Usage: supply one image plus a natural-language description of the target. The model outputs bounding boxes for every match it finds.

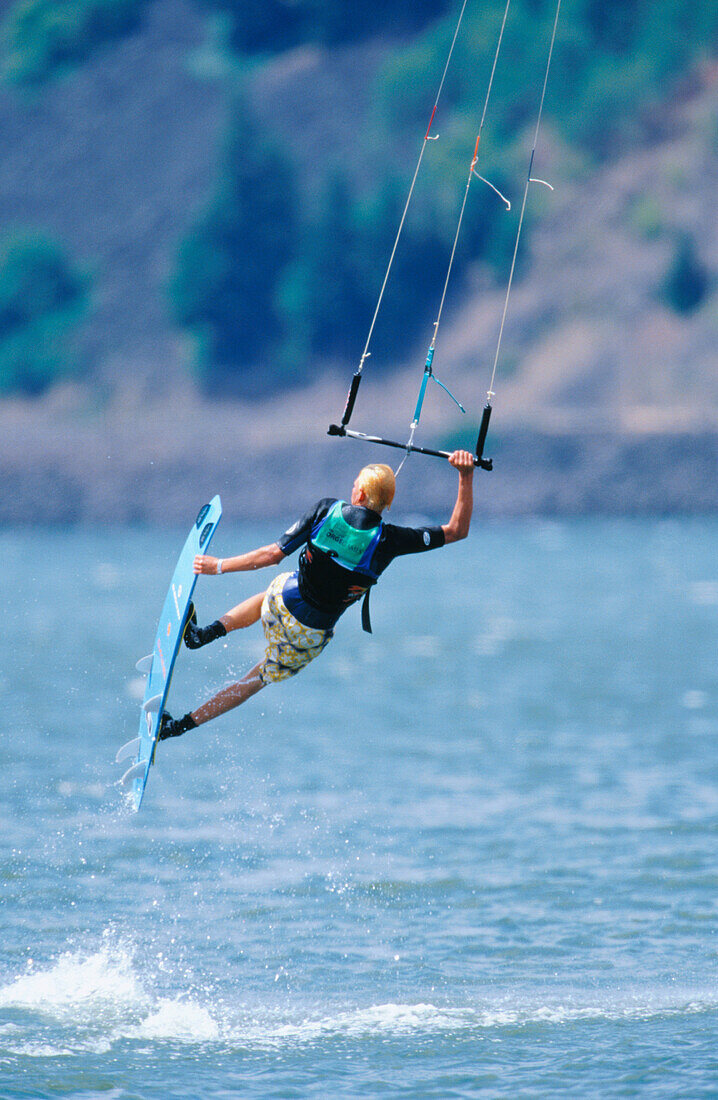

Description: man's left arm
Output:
[441,450,475,544]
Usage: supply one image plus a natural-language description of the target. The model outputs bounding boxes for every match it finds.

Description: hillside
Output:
[0,0,716,520]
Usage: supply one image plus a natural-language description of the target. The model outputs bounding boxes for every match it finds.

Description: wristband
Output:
[216,559,224,575]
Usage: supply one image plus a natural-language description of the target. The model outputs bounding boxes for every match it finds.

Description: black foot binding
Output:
[183,606,227,650]
[158,710,198,741]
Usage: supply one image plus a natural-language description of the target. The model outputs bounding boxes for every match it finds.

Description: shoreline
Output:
[3,390,717,524]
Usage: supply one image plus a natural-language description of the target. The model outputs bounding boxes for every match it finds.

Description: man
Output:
[159,449,475,741]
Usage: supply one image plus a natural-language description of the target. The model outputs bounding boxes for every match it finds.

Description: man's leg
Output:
[163,593,271,739]
[191,662,266,726]
[219,591,264,633]
[185,591,265,649]
[160,662,266,740]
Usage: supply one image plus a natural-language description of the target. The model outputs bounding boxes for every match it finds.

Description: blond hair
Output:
[356,463,396,511]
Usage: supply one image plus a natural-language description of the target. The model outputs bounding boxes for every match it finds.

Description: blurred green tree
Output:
[169,97,298,394]
[195,0,301,53]
[195,0,450,54]
[1,0,147,86]
[279,170,374,365]
[583,0,645,52]
[0,231,89,395]
[277,166,465,376]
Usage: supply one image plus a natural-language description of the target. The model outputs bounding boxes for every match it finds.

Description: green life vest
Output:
[310,501,383,577]
[310,501,383,631]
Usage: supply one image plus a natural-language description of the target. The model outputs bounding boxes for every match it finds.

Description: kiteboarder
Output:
[158,450,475,740]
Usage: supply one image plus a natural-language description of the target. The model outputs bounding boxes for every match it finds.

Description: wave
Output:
[2,936,718,1058]
[230,995,718,1051]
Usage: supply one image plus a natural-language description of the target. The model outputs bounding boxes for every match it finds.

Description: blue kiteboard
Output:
[116,495,222,810]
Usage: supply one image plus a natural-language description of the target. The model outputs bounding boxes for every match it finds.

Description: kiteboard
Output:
[116,495,222,810]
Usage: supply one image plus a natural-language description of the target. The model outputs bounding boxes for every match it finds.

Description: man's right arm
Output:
[441,450,475,544]
[194,543,285,575]
[193,498,334,576]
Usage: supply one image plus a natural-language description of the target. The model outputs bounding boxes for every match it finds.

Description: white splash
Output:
[133,999,220,1043]
[0,937,220,1049]
[0,942,146,1023]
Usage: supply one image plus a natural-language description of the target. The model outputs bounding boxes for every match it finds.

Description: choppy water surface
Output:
[2,518,718,1098]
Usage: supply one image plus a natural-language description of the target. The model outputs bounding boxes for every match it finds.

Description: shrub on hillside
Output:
[0,231,89,395]
[662,234,710,315]
[1,0,147,86]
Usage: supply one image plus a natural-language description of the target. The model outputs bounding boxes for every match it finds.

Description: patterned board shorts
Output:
[258,572,333,685]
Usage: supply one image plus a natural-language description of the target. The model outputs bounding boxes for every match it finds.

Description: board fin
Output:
[142,693,162,714]
[136,654,153,674]
[115,736,141,764]
[120,760,148,786]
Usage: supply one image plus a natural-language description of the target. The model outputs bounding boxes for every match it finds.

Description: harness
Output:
[309,501,383,632]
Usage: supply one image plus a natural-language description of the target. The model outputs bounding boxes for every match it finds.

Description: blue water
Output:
[2,518,718,1098]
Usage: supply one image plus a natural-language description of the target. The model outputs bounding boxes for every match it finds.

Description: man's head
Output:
[351,463,396,512]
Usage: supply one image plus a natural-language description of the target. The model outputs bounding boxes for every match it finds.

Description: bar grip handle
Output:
[475,403,493,469]
[342,373,362,427]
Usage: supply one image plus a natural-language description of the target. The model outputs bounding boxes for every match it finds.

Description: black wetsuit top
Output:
[277,498,445,630]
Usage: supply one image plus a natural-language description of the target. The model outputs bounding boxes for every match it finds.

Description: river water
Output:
[2,518,718,1098]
